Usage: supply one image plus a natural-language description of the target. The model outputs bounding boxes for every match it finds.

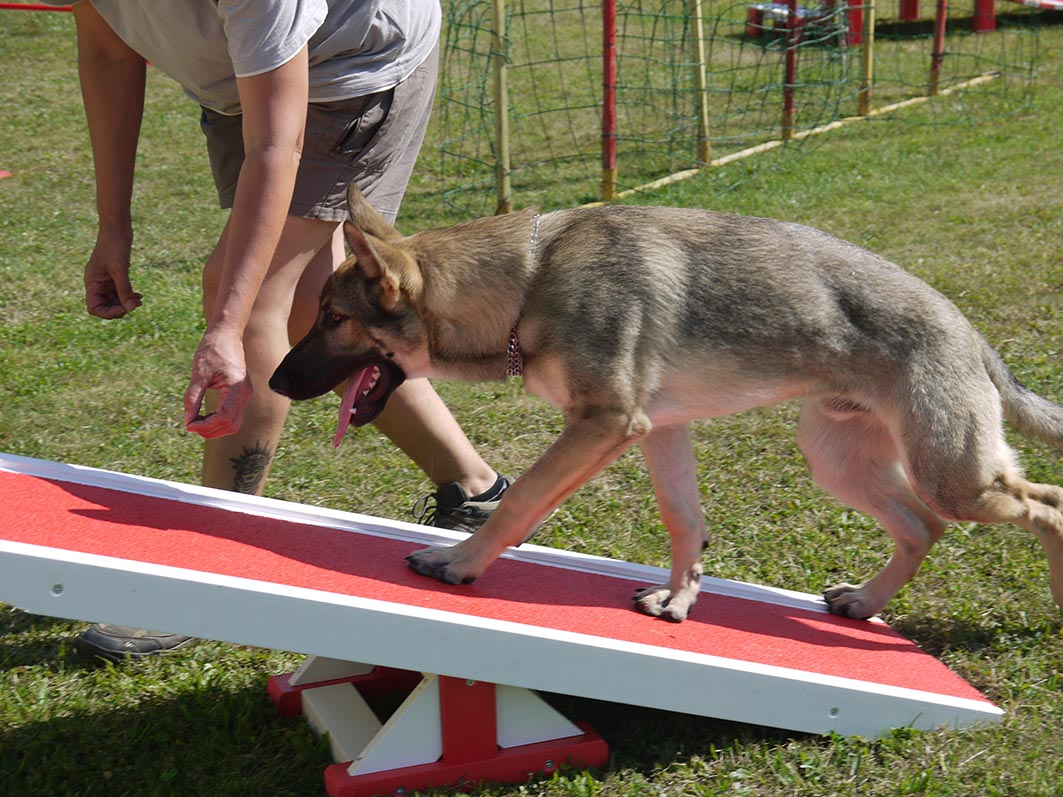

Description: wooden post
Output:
[782,0,799,140]
[692,0,712,164]
[492,0,512,214]
[858,0,876,116]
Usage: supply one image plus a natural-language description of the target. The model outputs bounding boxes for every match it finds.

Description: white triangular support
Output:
[496,683,583,748]
[303,682,383,765]
[346,673,444,776]
[289,656,375,686]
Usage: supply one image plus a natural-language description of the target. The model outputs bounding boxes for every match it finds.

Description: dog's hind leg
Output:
[916,467,1063,613]
[798,399,948,619]
[895,374,1063,613]
[988,479,1063,610]
[634,424,708,622]
[992,480,1063,610]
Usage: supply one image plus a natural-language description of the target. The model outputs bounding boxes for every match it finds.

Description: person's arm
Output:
[72,2,146,319]
[183,46,309,438]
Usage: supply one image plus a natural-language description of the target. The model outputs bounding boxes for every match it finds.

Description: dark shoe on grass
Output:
[413,474,511,533]
[75,624,196,662]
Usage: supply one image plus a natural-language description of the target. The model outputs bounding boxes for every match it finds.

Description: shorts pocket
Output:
[328,89,395,164]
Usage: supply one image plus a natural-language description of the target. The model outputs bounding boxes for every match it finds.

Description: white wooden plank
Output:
[0,538,1001,738]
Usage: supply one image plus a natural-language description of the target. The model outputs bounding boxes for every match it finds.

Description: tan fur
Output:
[271,185,1063,623]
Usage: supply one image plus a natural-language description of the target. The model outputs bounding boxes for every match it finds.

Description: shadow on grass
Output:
[545,691,802,776]
[0,681,329,797]
[889,614,1001,656]
[0,608,87,669]
[0,607,75,636]
[890,611,1061,658]
[0,648,804,797]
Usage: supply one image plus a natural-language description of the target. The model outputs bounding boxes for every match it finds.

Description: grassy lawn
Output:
[2,7,1063,797]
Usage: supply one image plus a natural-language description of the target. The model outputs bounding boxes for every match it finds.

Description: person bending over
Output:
[62,0,510,661]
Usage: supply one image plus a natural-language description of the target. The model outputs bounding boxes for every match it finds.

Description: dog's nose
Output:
[268,369,291,397]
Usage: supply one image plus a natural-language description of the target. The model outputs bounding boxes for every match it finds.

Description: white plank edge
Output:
[0,538,1001,738]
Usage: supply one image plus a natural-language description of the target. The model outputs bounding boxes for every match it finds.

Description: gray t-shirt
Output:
[85,0,441,115]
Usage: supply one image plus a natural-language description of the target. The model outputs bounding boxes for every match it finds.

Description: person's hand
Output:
[84,232,143,319]
[183,328,252,438]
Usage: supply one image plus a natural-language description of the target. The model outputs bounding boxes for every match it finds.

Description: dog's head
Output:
[269,186,426,444]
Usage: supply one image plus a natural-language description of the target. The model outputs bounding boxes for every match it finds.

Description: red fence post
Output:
[846,0,864,46]
[972,0,996,32]
[929,0,949,94]
[602,0,618,201]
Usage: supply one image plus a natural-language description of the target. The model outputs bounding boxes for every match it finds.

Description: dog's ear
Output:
[343,221,401,311]
[343,220,385,278]
[346,183,403,243]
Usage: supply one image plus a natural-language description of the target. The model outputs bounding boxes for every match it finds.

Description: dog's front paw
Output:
[823,583,881,620]
[633,585,696,623]
[406,545,479,586]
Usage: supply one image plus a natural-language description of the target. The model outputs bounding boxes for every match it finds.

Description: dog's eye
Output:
[325,311,346,325]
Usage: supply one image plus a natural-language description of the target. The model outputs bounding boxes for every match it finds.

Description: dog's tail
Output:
[983,337,1063,448]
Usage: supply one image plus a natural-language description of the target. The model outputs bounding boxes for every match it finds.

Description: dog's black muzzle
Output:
[270,332,406,429]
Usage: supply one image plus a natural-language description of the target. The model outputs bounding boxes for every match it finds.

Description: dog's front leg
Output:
[634,424,708,622]
[406,409,649,586]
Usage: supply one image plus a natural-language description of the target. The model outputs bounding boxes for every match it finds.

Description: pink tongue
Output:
[333,368,378,448]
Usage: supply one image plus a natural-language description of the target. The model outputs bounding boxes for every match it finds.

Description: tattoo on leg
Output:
[229,442,273,494]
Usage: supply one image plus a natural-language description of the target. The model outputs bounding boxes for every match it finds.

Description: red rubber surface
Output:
[0,470,989,702]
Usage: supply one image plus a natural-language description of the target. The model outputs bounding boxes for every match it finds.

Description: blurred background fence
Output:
[428,0,1048,217]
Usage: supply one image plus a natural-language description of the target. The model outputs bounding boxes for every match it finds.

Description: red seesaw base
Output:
[268,658,609,797]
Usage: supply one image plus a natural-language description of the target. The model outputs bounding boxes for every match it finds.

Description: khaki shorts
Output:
[199,46,437,224]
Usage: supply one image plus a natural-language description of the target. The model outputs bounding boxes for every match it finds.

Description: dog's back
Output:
[525,206,983,415]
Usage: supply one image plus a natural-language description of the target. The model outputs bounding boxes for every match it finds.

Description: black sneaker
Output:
[75,624,197,662]
[413,474,511,533]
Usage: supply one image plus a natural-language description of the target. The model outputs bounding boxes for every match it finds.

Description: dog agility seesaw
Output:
[0,452,1001,796]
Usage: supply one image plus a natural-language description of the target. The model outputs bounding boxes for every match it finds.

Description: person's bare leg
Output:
[289,226,498,498]
[200,216,336,493]
[74,215,336,660]
[373,379,498,496]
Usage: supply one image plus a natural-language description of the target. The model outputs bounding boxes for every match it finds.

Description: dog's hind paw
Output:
[405,546,478,586]
[823,583,881,620]
[633,585,695,623]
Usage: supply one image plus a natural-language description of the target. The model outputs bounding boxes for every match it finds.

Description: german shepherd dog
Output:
[270,185,1063,623]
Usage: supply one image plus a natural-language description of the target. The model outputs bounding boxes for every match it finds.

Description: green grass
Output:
[433,0,1043,215]
[3,6,1063,797]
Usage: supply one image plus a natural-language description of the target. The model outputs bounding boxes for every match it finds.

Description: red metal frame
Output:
[0,3,73,10]
[270,667,609,797]
[324,717,606,797]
